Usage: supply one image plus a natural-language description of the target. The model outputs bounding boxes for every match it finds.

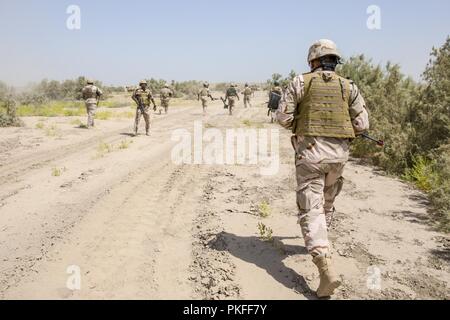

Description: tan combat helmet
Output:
[139,80,147,86]
[203,82,209,88]
[307,39,342,63]
[164,83,170,88]
[86,79,94,85]
[231,82,237,88]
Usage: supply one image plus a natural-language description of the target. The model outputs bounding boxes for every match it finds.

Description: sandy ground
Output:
[0,93,449,300]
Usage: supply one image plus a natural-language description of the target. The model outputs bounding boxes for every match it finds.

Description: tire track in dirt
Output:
[0,107,193,186]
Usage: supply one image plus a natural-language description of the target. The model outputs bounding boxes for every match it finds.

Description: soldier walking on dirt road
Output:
[225,83,240,116]
[159,83,174,114]
[197,82,216,115]
[267,81,283,123]
[132,80,157,136]
[241,83,253,108]
[81,79,103,128]
[276,39,370,298]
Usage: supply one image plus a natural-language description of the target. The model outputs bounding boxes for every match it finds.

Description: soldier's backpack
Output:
[268,91,281,110]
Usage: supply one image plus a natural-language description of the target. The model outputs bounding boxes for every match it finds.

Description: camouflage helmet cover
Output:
[203,82,209,87]
[164,83,170,88]
[86,79,94,85]
[139,80,147,85]
[307,39,341,63]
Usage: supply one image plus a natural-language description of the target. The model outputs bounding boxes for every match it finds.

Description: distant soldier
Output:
[241,83,253,108]
[159,84,174,114]
[197,82,216,115]
[225,83,240,116]
[132,80,157,136]
[267,81,283,123]
[81,79,103,128]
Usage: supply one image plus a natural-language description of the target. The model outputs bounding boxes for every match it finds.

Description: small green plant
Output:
[51,167,65,177]
[118,139,132,150]
[257,222,273,242]
[258,200,271,218]
[96,141,114,158]
[242,119,252,127]
[403,156,438,192]
[35,122,45,129]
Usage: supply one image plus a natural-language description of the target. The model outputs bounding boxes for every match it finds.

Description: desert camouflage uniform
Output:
[198,87,212,114]
[132,87,155,135]
[277,68,369,257]
[160,87,174,114]
[82,84,103,128]
[225,85,240,116]
[242,86,253,108]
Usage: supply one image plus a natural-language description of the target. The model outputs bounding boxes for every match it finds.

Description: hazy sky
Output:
[1,0,449,86]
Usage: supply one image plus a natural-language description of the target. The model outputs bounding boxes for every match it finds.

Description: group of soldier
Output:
[82,80,255,136]
[81,39,371,299]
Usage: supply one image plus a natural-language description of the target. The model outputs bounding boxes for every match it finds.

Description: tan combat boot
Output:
[313,255,341,298]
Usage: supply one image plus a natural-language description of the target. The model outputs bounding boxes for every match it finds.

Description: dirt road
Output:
[0,95,449,300]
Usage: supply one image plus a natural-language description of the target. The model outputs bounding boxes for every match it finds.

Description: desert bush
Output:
[338,39,450,229]
[0,92,23,127]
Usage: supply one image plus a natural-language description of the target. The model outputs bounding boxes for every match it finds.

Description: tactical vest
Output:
[134,89,151,106]
[160,88,172,100]
[292,72,355,139]
[199,88,209,97]
[226,87,238,97]
[243,88,252,96]
[83,85,98,100]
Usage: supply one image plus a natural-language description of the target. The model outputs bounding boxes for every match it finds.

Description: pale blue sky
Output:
[0,0,449,86]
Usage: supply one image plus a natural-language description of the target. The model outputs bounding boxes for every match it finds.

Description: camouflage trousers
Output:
[134,106,151,134]
[86,103,97,128]
[296,161,345,257]
[243,96,252,108]
[228,96,237,115]
[201,97,208,114]
[160,99,170,114]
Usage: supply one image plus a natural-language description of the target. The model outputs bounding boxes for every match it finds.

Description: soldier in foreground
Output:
[276,39,370,298]
[197,82,216,115]
[225,83,240,116]
[81,79,103,128]
[159,84,174,114]
[132,80,157,136]
[241,83,253,108]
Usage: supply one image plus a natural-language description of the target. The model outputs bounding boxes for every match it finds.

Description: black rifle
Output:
[361,133,385,147]
[220,97,228,109]
[136,95,146,113]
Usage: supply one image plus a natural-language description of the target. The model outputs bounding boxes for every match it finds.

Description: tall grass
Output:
[17,101,85,117]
